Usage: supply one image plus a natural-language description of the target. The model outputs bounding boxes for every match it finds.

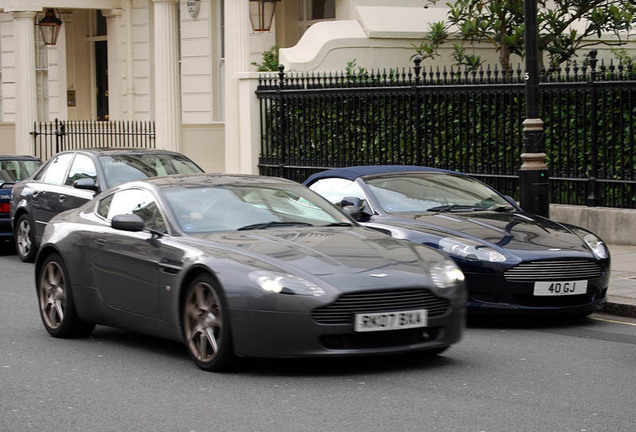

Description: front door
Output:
[95,40,109,121]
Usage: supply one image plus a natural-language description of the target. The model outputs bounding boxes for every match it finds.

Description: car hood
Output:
[186,226,447,290]
[375,211,594,256]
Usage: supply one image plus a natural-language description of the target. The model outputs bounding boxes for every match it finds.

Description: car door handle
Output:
[59,195,66,202]
[95,238,107,246]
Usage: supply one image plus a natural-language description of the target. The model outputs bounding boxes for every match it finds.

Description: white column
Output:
[153,0,181,151]
[224,0,251,173]
[12,11,38,156]
[103,9,123,120]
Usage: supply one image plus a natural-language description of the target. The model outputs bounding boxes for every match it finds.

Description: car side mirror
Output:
[340,196,367,220]
[111,214,145,232]
[73,177,99,192]
[503,195,518,207]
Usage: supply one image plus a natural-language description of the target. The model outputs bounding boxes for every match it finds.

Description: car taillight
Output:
[0,202,9,213]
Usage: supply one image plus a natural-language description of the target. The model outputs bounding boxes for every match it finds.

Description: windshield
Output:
[0,159,41,184]
[365,173,511,213]
[98,153,203,188]
[164,183,352,233]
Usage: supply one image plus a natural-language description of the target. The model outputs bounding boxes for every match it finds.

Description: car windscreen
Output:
[0,159,42,184]
[164,183,352,233]
[365,173,511,213]
[99,154,203,188]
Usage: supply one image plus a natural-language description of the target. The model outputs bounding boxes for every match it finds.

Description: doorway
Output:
[94,40,108,120]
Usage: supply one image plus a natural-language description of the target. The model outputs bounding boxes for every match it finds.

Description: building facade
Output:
[0,0,632,174]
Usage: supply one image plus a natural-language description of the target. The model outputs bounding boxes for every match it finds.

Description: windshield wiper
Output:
[321,222,353,227]
[237,221,314,231]
[427,204,482,213]
[488,204,515,212]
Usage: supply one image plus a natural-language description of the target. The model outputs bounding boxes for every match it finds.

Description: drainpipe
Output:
[126,0,135,119]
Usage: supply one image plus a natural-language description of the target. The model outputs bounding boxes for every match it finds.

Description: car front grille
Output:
[312,289,451,325]
[504,259,605,282]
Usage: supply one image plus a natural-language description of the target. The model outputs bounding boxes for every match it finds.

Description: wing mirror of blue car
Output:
[73,177,99,192]
[339,197,369,221]
[111,214,145,232]
[503,195,518,207]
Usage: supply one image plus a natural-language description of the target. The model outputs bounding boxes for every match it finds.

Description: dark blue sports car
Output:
[305,166,611,316]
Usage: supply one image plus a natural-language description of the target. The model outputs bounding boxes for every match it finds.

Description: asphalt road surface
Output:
[1,248,635,432]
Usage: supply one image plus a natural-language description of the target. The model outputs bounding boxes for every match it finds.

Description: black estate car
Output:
[11,148,203,262]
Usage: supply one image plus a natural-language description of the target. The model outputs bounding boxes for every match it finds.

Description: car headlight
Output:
[583,233,609,259]
[248,271,326,297]
[439,237,507,262]
[429,260,465,289]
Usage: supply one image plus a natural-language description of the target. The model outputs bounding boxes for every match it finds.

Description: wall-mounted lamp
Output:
[249,0,280,32]
[38,9,62,46]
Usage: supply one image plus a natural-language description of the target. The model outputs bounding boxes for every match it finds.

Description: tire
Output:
[37,253,95,338]
[182,275,234,372]
[15,213,37,263]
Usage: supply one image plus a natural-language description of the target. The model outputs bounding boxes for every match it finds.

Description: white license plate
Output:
[354,309,428,332]
[533,280,588,296]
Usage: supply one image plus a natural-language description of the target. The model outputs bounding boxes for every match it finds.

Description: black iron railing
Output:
[31,119,156,161]
[256,52,636,209]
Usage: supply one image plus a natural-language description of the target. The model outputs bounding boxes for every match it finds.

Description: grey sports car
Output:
[36,174,466,371]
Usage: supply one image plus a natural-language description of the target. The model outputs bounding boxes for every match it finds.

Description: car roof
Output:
[56,147,185,157]
[304,165,459,184]
[127,173,299,189]
[0,155,42,162]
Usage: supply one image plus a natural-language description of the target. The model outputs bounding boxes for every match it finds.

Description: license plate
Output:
[354,309,428,332]
[533,280,588,296]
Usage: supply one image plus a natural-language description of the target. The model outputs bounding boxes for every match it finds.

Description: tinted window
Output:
[164,183,349,233]
[39,153,74,185]
[65,154,97,186]
[98,153,202,188]
[0,159,41,183]
[98,189,167,233]
[366,174,510,212]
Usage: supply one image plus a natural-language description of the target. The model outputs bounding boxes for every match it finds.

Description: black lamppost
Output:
[519,0,549,217]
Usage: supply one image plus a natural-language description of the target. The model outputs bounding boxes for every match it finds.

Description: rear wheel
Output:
[182,275,234,372]
[15,214,36,262]
[37,253,95,338]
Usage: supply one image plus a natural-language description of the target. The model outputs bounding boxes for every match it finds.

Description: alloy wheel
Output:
[16,217,32,259]
[39,261,67,330]
[184,281,224,364]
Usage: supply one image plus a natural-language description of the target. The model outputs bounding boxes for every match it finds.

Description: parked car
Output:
[11,148,203,262]
[304,165,611,316]
[1,155,42,245]
[35,173,466,371]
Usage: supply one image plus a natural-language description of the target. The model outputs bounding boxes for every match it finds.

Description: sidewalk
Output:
[602,244,636,318]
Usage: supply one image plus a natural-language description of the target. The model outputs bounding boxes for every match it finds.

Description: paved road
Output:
[1,250,635,432]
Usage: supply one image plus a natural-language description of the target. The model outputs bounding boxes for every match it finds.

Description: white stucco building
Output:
[0,0,632,174]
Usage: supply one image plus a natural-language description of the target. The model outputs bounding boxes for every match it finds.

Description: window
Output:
[38,153,74,185]
[97,189,167,233]
[309,178,365,205]
[65,154,97,186]
[297,0,335,36]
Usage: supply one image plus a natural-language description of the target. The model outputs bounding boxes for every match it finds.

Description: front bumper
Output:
[229,305,465,358]
[465,271,609,314]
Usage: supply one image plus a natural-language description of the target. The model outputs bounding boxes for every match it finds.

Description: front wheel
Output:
[182,275,235,372]
[37,253,95,338]
[15,214,37,262]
